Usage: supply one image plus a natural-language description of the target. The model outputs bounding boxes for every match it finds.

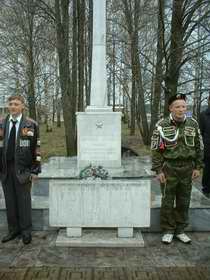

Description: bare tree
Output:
[164,0,210,113]
[55,0,76,155]
[150,0,165,136]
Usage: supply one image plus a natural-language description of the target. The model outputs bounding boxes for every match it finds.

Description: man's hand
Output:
[31,174,38,181]
[192,169,200,180]
[157,172,166,184]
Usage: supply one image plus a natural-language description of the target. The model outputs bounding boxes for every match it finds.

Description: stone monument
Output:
[76,0,121,170]
[49,0,151,247]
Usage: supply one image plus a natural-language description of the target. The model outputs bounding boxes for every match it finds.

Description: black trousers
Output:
[202,157,210,193]
[2,162,32,234]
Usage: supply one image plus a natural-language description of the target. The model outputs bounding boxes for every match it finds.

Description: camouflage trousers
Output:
[160,161,193,234]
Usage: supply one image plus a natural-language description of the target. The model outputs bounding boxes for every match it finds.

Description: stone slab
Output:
[49,179,151,228]
[56,229,145,247]
[67,227,82,237]
[118,227,133,238]
[1,198,210,232]
[38,156,151,178]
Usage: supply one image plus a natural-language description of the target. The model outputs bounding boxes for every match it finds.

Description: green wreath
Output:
[79,165,109,180]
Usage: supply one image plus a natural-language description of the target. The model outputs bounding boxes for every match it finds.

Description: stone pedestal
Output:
[56,229,145,247]
[77,111,121,169]
[49,179,150,246]
[50,180,150,228]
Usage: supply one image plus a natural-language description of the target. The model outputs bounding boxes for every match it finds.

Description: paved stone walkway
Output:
[0,266,209,280]
[0,231,209,279]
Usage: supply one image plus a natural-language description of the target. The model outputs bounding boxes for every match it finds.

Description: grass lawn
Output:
[40,122,66,162]
[40,122,151,161]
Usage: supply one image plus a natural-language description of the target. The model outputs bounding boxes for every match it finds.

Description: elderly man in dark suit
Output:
[0,95,41,244]
[199,95,210,198]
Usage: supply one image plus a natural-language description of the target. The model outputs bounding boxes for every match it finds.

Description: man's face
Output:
[8,99,24,117]
[169,99,187,120]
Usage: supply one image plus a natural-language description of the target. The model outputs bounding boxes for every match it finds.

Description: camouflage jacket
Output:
[151,114,203,174]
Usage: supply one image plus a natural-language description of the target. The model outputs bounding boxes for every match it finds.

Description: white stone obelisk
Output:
[86,0,111,111]
[76,0,121,169]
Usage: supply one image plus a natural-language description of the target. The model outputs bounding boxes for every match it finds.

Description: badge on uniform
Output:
[36,156,41,162]
[20,139,30,147]
[162,126,178,147]
[184,126,195,147]
[151,130,159,150]
[27,130,34,136]
[21,127,34,137]
[0,140,3,147]
[197,128,204,150]
[0,128,4,138]
[151,138,158,150]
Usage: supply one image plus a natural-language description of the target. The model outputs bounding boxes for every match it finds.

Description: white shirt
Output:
[8,114,22,139]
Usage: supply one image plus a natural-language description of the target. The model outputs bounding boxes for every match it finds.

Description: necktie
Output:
[7,120,17,162]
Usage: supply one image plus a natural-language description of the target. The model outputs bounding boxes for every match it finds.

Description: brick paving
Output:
[0,267,209,280]
[0,231,209,279]
[1,158,209,279]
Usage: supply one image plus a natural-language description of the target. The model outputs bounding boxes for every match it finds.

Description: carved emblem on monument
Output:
[95,121,103,129]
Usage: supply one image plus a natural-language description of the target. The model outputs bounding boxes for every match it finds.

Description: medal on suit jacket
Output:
[0,128,4,137]
[21,127,34,137]
[22,127,29,136]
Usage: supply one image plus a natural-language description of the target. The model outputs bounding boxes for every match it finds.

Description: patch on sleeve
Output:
[197,128,204,150]
[151,130,159,150]
[0,128,4,138]
[36,156,41,162]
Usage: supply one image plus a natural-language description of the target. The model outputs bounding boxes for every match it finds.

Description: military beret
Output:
[168,93,186,106]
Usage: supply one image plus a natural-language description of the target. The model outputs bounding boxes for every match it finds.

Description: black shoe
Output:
[1,231,20,243]
[22,233,32,245]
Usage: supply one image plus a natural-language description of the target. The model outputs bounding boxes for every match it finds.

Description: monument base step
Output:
[56,229,144,247]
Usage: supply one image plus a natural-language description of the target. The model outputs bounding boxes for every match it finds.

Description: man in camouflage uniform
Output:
[151,94,203,244]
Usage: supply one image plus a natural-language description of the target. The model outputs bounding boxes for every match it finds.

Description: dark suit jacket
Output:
[199,107,210,158]
[0,114,41,184]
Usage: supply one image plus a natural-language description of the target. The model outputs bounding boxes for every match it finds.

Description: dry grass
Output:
[40,122,150,161]
[122,123,151,156]
[40,123,66,161]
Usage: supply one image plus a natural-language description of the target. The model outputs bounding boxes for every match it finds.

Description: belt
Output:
[165,159,193,167]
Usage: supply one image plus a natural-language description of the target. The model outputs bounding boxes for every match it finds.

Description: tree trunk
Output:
[130,39,136,136]
[107,72,112,106]
[135,39,150,145]
[150,0,165,136]
[164,0,184,114]
[27,1,37,121]
[56,97,62,128]
[55,0,76,156]
[44,75,53,132]
[72,0,78,110]
[112,36,116,112]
